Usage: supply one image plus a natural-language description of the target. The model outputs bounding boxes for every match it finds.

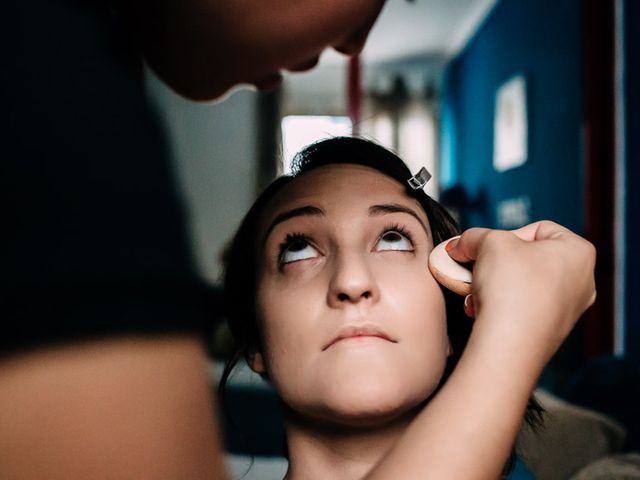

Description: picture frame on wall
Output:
[493,74,528,172]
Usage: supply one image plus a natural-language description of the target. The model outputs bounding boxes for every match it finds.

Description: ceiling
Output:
[282,0,497,110]
[322,0,497,65]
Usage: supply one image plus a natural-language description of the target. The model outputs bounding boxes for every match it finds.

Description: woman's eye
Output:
[375,230,414,252]
[279,236,320,264]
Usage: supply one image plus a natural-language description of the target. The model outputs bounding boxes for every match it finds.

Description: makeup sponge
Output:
[428,237,472,296]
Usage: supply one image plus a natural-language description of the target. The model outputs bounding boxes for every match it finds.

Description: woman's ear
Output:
[247,350,267,374]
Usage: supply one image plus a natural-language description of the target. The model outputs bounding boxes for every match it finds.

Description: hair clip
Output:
[407,166,432,190]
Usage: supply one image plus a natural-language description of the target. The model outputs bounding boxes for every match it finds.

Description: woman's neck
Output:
[282,408,418,480]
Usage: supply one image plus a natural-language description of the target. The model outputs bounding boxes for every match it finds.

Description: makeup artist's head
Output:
[141,0,387,100]
[221,137,469,427]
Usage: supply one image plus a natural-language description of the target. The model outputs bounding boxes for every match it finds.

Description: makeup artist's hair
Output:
[219,137,542,471]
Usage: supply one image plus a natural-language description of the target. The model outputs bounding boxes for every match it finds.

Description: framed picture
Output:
[493,74,528,172]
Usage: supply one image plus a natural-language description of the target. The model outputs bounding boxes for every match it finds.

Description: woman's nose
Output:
[327,252,380,307]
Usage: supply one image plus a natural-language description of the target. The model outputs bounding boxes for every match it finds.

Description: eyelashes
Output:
[277,233,319,266]
[376,223,414,252]
[277,223,415,268]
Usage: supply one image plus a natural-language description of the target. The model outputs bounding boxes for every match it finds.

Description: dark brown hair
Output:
[220,137,542,470]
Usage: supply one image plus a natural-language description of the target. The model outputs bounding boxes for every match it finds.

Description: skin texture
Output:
[251,165,451,478]
[0,336,227,480]
[365,223,596,480]
[120,0,387,100]
[245,165,596,480]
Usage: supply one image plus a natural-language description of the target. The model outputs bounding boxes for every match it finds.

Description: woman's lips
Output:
[322,325,397,351]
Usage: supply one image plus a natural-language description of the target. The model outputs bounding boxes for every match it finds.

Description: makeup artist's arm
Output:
[366,221,596,480]
[0,335,228,480]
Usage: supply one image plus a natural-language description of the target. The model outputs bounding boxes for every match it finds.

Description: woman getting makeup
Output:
[221,137,596,480]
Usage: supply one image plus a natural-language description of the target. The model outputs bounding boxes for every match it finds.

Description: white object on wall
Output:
[496,195,531,229]
[493,74,528,172]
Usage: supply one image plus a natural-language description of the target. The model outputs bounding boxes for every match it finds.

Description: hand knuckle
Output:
[539,219,556,229]
[485,229,508,243]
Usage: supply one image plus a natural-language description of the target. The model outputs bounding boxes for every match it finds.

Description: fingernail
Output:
[464,294,475,318]
[464,294,472,308]
[445,238,459,253]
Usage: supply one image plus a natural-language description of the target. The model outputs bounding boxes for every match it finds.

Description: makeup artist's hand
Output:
[447,220,596,361]
[366,221,596,480]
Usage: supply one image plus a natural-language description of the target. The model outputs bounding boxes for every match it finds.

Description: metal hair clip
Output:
[407,166,432,190]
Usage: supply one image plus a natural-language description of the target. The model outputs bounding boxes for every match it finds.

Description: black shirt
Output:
[2,0,209,354]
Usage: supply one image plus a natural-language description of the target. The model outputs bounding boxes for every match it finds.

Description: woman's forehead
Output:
[260,164,428,231]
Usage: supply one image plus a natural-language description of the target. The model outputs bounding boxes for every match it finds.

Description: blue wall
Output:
[440,0,639,362]
[440,0,583,232]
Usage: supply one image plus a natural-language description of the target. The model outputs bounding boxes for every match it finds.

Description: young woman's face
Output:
[252,165,449,427]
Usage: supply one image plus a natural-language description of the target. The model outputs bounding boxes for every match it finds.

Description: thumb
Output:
[445,227,494,263]
[509,220,572,242]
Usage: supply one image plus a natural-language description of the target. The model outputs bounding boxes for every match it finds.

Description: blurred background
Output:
[144,0,638,477]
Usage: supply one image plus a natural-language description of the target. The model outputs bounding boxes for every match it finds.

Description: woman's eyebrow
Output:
[368,204,430,238]
[263,205,325,243]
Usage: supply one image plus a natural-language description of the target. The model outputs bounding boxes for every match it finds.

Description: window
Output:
[280,115,352,174]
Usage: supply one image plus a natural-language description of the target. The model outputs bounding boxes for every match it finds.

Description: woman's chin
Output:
[277,364,443,429]
[297,388,427,430]
[319,398,422,429]
[330,373,436,413]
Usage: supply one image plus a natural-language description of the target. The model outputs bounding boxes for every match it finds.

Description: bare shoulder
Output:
[0,335,227,479]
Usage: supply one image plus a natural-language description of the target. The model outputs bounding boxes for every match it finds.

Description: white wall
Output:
[145,72,259,285]
[281,61,348,116]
